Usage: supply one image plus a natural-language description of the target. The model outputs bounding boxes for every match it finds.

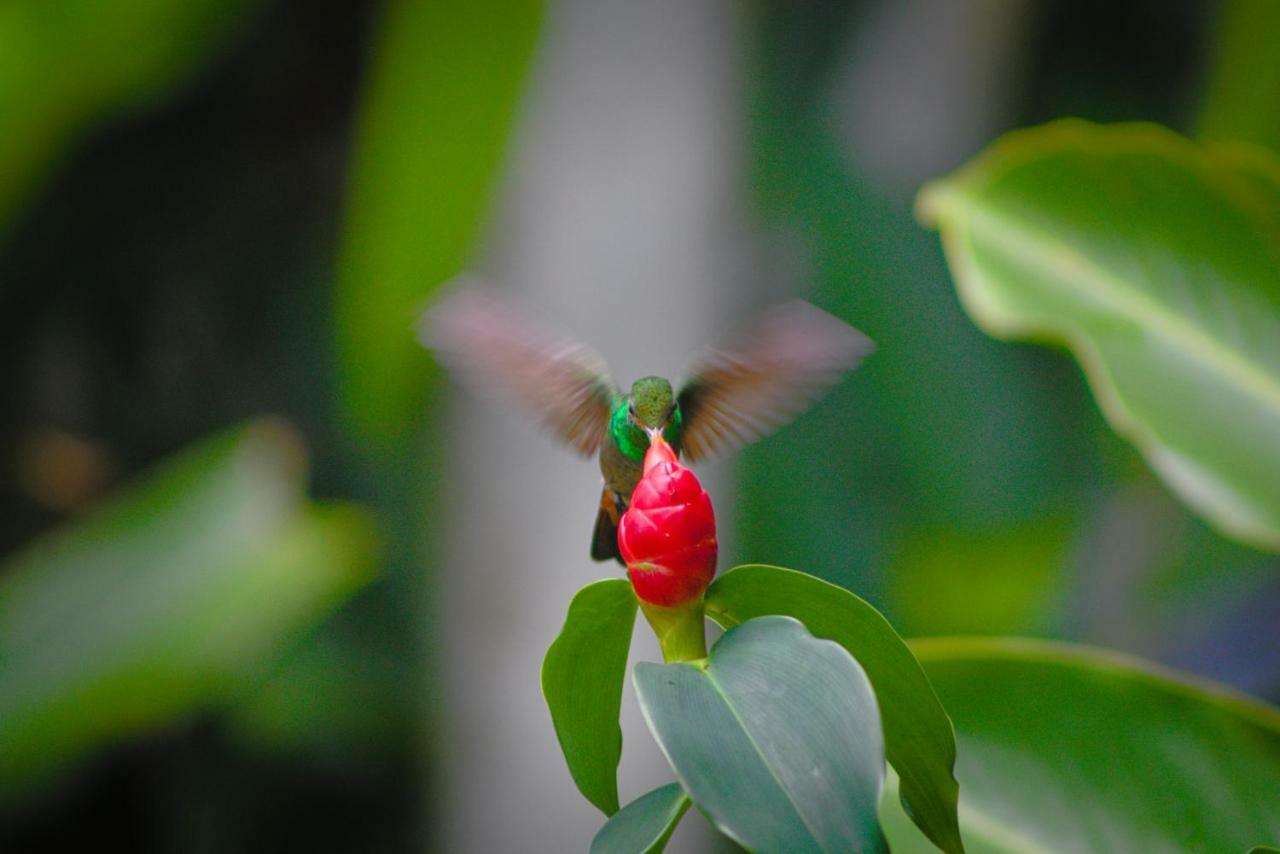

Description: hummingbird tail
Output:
[591,489,626,565]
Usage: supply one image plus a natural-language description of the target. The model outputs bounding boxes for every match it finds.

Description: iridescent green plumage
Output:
[420,284,874,564]
[608,379,683,464]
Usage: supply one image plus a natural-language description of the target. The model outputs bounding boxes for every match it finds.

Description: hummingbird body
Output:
[592,378,684,561]
[421,285,874,564]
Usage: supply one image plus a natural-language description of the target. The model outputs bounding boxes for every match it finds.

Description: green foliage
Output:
[705,565,963,854]
[0,0,258,228]
[1199,0,1280,153]
[335,0,544,441]
[920,120,1280,552]
[0,420,378,797]
[224,617,412,756]
[10,1,1280,848]
[634,616,889,853]
[881,638,1280,852]
[590,783,691,854]
[738,20,1101,606]
[541,579,637,815]
[887,519,1069,638]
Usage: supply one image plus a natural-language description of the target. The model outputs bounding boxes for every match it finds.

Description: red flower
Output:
[618,438,718,608]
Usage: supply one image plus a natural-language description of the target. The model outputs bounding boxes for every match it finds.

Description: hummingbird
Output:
[419,282,874,563]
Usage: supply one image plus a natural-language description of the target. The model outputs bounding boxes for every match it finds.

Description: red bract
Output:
[618,438,718,607]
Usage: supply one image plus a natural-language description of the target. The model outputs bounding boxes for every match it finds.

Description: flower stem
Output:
[639,600,708,663]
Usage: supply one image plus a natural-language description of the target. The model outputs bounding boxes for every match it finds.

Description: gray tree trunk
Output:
[437,1,741,850]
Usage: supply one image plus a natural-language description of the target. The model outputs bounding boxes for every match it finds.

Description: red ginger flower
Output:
[618,437,718,608]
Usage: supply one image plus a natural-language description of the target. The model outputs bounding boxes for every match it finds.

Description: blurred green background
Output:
[1,0,1276,851]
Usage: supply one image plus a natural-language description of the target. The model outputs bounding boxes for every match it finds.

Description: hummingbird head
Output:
[628,376,678,438]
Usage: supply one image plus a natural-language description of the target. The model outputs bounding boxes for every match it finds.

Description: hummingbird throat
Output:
[609,394,683,463]
[610,400,650,462]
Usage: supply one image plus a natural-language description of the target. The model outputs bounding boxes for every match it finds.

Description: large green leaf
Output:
[705,565,963,854]
[880,638,1280,852]
[918,120,1280,551]
[590,782,691,854]
[0,0,258,228]
[541,579,637,815]
[335,0,543,440]
[0,420,378,796]
[635,616,888,853]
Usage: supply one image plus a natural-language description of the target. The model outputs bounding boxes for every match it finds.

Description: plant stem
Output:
[639,599,708,663]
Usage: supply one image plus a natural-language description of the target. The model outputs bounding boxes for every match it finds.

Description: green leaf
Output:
[635,616,888,853]
[590,782,691,854]
[0,420,378,797]
[919,120,1280,551]
[0,0,258,227]
[541,579,637,815]
[705,565,963,854]
[335,0,543,441]
[881,638,1280,852]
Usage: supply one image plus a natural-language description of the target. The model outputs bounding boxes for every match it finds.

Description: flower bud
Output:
[617,437,718,608]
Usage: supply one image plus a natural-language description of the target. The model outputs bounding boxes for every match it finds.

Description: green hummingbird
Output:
[419,284,874,563]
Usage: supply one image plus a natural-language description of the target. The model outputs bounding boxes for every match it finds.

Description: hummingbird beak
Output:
[645,427,665,444]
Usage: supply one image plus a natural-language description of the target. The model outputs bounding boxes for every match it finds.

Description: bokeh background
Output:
[2,1,1276,852]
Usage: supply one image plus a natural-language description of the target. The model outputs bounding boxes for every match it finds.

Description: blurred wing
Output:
[418,283,617,456]
[676,301,874,462]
